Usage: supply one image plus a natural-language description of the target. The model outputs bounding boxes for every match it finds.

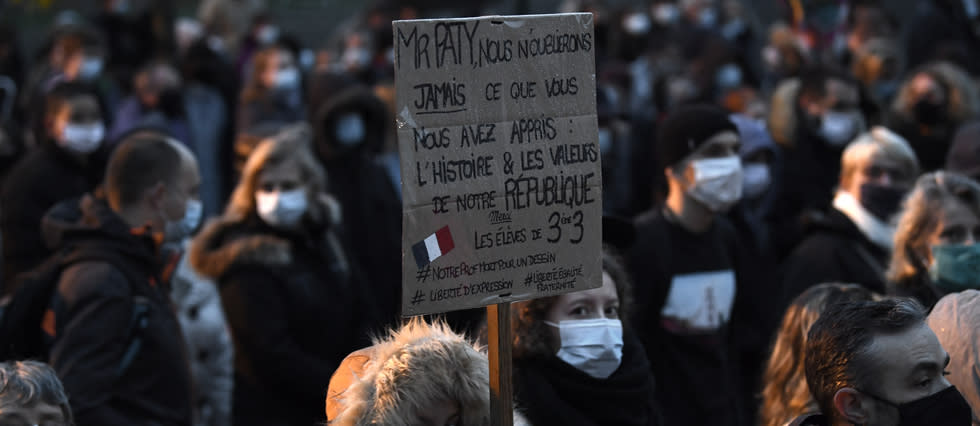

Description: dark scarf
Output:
[513,330,660,426]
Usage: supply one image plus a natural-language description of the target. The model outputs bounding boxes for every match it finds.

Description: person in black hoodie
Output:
[44,133,197,425]
[189,124,379,426]
[781,126,919,304]
[626,105,753,426]
[512,243,660,426]
[1,82,107,294]
[308,83,402,326]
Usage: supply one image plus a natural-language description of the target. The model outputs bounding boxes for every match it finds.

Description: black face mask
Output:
[861,386,972,426]
[859,183,906,222]
[913,98,948,127]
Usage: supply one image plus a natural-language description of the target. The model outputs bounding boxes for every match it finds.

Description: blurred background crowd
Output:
[1,0,980,425]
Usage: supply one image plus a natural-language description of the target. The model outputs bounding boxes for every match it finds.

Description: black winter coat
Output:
[43,195,193,426]
[780,208,890,305]
[190,214,377,426]
[1,143,104,292]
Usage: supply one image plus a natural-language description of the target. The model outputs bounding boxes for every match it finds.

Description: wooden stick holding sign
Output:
[487,302,513,426]
[393,13,601,425]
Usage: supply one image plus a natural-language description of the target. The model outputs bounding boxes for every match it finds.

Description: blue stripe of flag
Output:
[412,240,430,269]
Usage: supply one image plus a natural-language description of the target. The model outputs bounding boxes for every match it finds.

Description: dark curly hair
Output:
[511,245,633,359]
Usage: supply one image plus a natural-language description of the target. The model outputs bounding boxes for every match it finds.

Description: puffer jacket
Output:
[189,199,378,426]
[170,239,233,426]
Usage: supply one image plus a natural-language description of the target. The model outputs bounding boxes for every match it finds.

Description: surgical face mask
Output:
[930,243,980,292]
[335,113,366,147]
[697,8,718,28]
[623,12,652,35]
[256,25,279,44]
[343,47,371,69]
[164,198,202,242]
[742,163,771,200]
[819,111,859,147]
[715,63,743,91]
[256,188,308,228]
[687,156,743,212]
[652,3,680,25]
[597,127,613,155]
[859,183,906,222]
[60,122,105,154]
[276,68,300,90]
[860,386,972,426]
[78,57,103,81]
[544,319,624,379]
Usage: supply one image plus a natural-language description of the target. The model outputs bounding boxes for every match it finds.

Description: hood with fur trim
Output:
[189,193,343,280]
[328,320,493,426]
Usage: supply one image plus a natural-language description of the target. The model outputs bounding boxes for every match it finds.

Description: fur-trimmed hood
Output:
[327,320,516,426]
[188,194,343,280]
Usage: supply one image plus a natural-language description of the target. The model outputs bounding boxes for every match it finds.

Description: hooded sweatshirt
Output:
[42,195,193,426]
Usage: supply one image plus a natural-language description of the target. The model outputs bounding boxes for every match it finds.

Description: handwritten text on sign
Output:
[396,14,602,316]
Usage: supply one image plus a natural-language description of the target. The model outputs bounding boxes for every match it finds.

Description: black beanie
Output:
[656,104,738,172]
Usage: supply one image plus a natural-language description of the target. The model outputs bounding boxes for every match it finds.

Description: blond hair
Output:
[226,123,328,222]
[888,172,980,287]
[839,126,919,190]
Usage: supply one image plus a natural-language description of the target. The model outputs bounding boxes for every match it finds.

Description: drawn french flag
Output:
[412,225,455,269]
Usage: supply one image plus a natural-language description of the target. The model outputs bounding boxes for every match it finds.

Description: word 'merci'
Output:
[396,21,593,71]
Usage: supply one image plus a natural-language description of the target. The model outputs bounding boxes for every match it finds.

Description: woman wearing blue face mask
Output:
[189,123,381,426]
[888,171,980,309]
[510,246,661,426]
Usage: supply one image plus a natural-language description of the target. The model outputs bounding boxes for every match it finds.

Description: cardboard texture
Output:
[395,13,602,316]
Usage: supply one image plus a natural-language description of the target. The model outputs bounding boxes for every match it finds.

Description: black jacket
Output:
[513,330,661,426]
[190,213,377,426]
[1,143,104,292]
[767,120,845,258]
[43,195,193,426]
[780,208,889,305]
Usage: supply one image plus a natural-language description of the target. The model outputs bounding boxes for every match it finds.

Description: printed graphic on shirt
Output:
[660,270,735,334]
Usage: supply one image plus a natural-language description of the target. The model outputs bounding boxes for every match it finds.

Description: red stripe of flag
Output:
[435,225,454,254]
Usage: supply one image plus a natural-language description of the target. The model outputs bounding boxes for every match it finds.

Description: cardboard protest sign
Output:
[395,13,602,316]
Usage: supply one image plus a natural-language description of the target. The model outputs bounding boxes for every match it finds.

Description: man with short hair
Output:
[0,360,73,425]
[43,133,198,425]
[801,298,971,426]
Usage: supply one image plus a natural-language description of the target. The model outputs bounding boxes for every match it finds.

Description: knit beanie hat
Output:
[656,105,738,171]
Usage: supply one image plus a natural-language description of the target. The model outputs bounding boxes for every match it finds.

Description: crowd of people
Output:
[1,0,980,425]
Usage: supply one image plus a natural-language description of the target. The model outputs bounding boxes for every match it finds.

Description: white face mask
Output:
[78,57,103,81]
[256,188,308,228]
[652,4,680,25]
[60,122,105,154]
[164,198,202,242]
[742,163,771,200]
[687,156,743,212]
[276,68,300,90]
[256,25,279,44]
[545,318,624,379]
[623,12,652,35]
[819,111,859,146]
[715,63,743,91]
[342,47,371,69]
[597,127,613,155]
[336,113,366,147]
[698,8,718,28]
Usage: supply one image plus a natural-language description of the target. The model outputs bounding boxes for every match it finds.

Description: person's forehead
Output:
[689,130,740,154]
[866,323,943,375]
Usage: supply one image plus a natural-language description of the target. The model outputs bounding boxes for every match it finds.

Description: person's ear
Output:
[145,182,168,210]
[834,387,870,425]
